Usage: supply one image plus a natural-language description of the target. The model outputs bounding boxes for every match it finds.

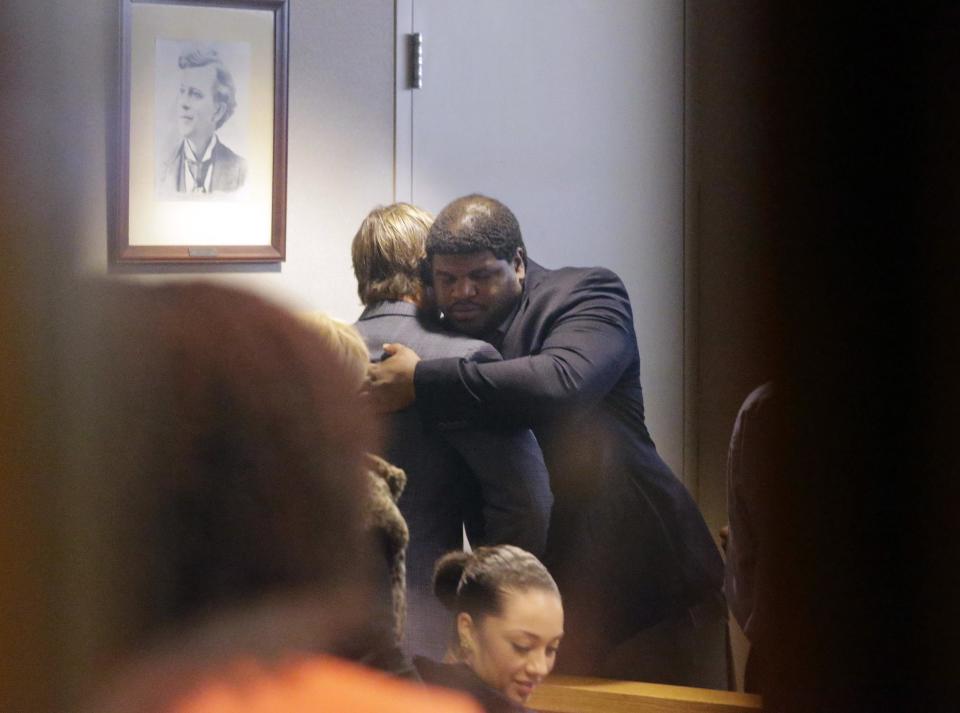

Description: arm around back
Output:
[415,267,638,429]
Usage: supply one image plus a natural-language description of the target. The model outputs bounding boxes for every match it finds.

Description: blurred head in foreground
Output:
[433,546,563,705]
[77,281,380,706]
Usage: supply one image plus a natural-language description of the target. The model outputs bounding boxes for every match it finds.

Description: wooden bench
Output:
[529,676,762,713]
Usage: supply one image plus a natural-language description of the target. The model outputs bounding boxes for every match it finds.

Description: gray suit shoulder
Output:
[420,328,501,362]
[353,306,501,362]
[464,340,501,362]
[438,332,499,358]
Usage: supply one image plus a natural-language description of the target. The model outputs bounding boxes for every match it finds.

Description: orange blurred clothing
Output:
[171,656,482,713]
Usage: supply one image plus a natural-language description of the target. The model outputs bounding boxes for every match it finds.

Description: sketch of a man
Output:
[161,48,246,194]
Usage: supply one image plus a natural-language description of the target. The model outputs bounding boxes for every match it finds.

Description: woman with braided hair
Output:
[414,546,564,713]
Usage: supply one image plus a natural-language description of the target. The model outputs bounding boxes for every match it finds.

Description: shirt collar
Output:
[184,134,218,163]
[358,300,419,321]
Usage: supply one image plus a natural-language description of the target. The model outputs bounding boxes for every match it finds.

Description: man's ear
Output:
[513,248,526,285]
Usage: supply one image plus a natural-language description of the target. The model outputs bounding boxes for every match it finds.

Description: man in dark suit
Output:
[367,195,726,686]
[160,47,247,194]
[351,203,552,661]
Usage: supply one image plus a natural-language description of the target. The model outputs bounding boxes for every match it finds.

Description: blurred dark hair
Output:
[80,281,378,659]
[425,194,526,266]
[433,545,558,627]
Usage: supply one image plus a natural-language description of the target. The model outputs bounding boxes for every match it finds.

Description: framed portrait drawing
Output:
[114,0,289,263]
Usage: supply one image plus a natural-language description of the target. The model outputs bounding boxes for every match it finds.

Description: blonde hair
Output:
[301,312,370,389]
[351,203,434,305]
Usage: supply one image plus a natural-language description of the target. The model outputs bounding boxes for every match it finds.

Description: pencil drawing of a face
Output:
[156,41,248,196]
[178,63,223,150]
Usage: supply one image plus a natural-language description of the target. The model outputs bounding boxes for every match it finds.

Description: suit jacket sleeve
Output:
[415,268,636,429]
[439,343,553,557]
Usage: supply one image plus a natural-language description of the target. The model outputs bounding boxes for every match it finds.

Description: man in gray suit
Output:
[351,203,552,660]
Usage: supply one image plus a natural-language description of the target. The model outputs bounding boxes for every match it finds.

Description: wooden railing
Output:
[529,676,762,713]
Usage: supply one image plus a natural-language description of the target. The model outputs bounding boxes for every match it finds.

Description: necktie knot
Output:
[188,158,211,192]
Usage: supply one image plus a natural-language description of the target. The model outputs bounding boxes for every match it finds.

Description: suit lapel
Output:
[173,144,187,192]
[500,259,546,358]
[209,142,224,191]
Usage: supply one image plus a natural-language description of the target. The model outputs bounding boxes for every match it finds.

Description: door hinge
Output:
[408,32,423,89]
